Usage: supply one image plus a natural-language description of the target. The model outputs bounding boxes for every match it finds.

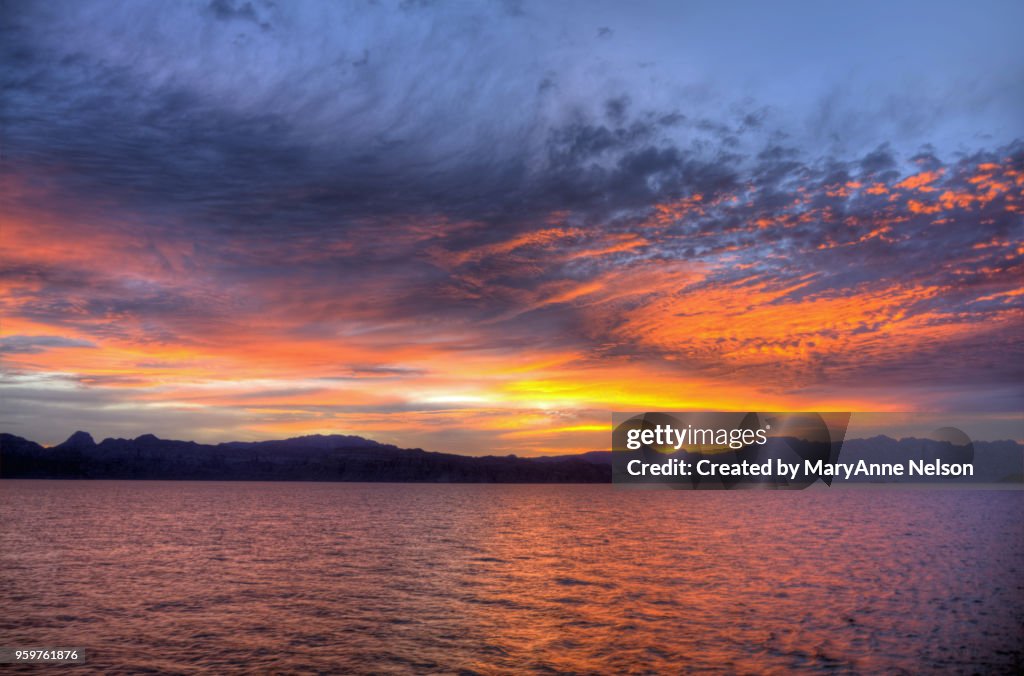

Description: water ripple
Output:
[1,482,1021,674]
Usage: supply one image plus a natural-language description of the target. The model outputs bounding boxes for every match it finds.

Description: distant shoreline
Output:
[0,431,612,483]
[3,431,1021,485]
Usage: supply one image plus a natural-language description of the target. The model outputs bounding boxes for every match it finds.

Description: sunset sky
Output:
[2,0,1022,454]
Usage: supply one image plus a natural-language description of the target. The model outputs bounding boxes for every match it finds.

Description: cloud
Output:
[0,0,1021,450]
[206,0,267,27]
[0,335,98,354]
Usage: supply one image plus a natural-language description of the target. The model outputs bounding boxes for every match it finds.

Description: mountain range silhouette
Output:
[0,431,611,482]
[1,431,1020,483]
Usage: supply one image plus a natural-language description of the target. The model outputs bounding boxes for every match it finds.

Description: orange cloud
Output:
[3,154,1021,453]
[895,170,943,192]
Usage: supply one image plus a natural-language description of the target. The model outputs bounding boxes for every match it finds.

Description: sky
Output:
[1,0,1022,453]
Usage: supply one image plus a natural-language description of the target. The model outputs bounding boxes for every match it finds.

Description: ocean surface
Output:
[1,482,1021,674]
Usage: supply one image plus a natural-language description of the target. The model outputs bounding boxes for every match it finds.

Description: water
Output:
[1,481,1021,674]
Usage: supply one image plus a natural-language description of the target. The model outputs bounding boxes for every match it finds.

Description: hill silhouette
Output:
[1,432,1019,484]
[0,432,610,483]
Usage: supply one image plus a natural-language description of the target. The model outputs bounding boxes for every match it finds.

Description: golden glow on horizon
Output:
[2,159,1022,452]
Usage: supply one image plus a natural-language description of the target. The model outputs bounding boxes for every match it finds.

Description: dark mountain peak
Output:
[134,433,161,444]
[59,431,96,449]
[0,432,45,454]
